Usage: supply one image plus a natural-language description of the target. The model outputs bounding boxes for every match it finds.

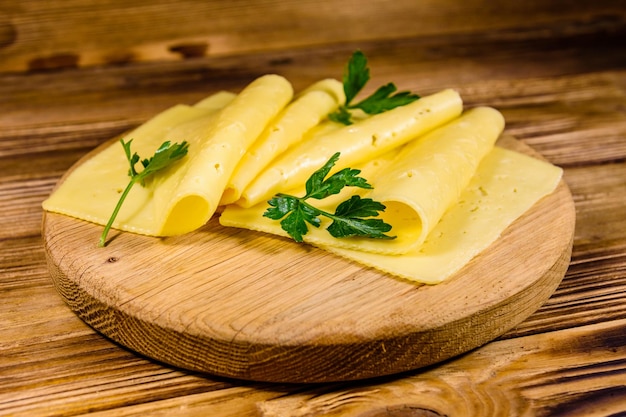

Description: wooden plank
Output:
[1,0,625,73]
[2,53,625,163]
[257,319,626,417]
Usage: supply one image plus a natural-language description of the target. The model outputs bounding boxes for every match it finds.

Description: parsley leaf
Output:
[135,139,189,182]
[304,152,372,199]
[264,152,395,242]
[329,51,420,125]
[342,50,370,105]
[98,138,189,247]
[351,83,419,115]
[265,197,321,243]
[327,196,393,239]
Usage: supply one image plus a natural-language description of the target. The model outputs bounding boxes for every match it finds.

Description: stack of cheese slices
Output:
[43,74,562,284]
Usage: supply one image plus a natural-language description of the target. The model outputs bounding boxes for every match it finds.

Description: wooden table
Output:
[2,1,626,415]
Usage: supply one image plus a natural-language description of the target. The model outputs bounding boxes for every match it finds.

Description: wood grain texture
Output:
[258,318,626,417]
[1,0,625,73]
[2,0,626,414]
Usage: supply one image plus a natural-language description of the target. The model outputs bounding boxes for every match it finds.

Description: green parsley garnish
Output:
[328,50,420,125]
[264,152,395,242]
[98,138,189,247]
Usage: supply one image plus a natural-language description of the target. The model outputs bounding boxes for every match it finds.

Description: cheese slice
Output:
[221,107,504,255]
[42,103,225,236]
[157,74,293,234]
[238,89,463,208]
[220,79,344,205]
[324,147,563,284]
[43,74,293,236]
[342,106,505,254]
[193,91,237,109]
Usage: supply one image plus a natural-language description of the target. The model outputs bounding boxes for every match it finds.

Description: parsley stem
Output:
[98,178,138,247]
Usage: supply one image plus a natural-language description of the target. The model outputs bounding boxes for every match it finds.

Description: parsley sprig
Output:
[264,152,395,242]
[98,138,189,247]
[329,50,420,125]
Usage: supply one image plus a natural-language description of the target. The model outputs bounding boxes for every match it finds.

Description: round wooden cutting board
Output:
[42,136,575,383]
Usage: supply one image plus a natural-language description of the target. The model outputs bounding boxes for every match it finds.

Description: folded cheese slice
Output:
[157,74,293,234]
[323,147,563,284]
[220,79,344,205]
[220,106,504,255]
[42,103,224,236]
[43,74,293,236]
[341,106,505,254]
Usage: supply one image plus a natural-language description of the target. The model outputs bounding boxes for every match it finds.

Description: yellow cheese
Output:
[220,79,344,205]
[42,103,225,235]
[221,107,504,255]
[347,106,505,254]
[324,147,563,284]
[296,78,345,102]
[193,91,237,109]
[157,74,293,234]
[43,75,293,236]
[238,89,463,208]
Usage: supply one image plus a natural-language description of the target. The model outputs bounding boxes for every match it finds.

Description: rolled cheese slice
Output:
[237,88,463,208]
[43,74,293,236]
[340,106,506,254]
[220,79,344,205]
[220,106,504,255]
[324,147,563,284]
[42,102,225,236]
[156,74,293,234]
